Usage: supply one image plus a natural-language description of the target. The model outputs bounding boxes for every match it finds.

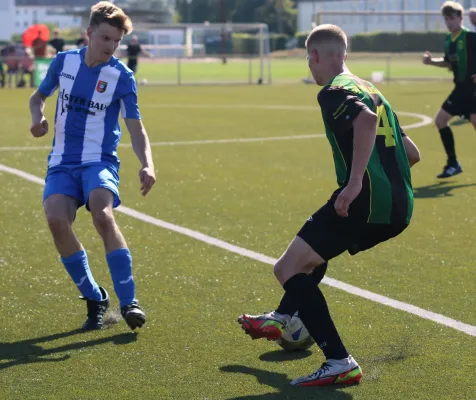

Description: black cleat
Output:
[80,287,110,330]
[121,303,146,330]
[437,163,463,179]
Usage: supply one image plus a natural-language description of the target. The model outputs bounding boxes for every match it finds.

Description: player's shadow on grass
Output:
[0,328,137,371]
[259,349,313,362]
[413,182,476,198]
[221,365,355,400]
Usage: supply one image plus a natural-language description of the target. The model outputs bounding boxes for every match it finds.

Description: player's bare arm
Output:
[29,90,49,138]
[422,51,451,68]
[125,118,156,196]
[402,136,421,167]
[334,108,377,218]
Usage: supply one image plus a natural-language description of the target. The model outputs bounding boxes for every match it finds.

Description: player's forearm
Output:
[402,136,421,167]
[349,112,378,182]
[29,91,46,124]
[428,59,450,68]
[130,128,154,168]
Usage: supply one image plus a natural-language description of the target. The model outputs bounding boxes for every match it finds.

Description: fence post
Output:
[177,56,181,85]
[386,55,391,83]
[267,52,272,84]
[248,56,252,85]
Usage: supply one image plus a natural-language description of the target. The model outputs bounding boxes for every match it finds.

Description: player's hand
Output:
[422,51,432,65]
[30,117,48,138]
[139,166,156,197]
[472,74,476,84]
[334,180,362,218]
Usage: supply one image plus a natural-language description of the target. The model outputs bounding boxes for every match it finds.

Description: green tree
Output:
[254,0,296,35]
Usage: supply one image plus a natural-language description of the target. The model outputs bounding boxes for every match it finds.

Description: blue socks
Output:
[61,250,102,301]
[106,248,136,308]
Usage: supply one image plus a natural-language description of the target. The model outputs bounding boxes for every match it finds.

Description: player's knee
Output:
[46,213,70,236]
[274,259,302,285]
[470,115,476,129]
[273,260,287,282]
[91,208,115,234]
[435,116,447,130]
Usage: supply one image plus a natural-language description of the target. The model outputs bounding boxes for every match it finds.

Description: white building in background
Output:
[298,0,476,36]
[0,0,16,42]
[14,7,81,34]
[0,0,95,41]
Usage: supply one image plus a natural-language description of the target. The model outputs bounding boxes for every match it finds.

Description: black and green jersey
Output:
[444,27,476,84]
[318,74,413,225]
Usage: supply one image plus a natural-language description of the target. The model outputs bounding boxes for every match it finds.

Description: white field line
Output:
[0,163,474,337]
[0,109,432,152]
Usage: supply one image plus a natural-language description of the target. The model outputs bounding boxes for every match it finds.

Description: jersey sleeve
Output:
[466,32,476,57]
[392,112,406,137]
[38,56,61,97]
[318,87,369,133]
[120,74,141,120]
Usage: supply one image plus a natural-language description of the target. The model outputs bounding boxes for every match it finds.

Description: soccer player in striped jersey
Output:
[238,24,420,387]
[423,1,476,178]
[28,1,155,331]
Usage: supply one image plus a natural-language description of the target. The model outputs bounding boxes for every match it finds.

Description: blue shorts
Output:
[43,164,121,210]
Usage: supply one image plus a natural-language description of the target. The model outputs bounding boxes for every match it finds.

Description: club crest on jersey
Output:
[96,80,108,93]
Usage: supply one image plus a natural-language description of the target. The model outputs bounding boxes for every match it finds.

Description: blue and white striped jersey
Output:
[39,47,140,169]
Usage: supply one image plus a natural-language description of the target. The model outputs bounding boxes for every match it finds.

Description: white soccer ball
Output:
[276,312,314,351]
[140,78,148,86]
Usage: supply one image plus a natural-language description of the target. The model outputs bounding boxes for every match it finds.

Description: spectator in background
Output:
[6,46,19,88]
[32,31,48,58]
[76,28,89,48]
[126,35,150,75]
[49,28,65,54]
[0,45,5,88]
[469,8,476,32]
[19,47,35,88]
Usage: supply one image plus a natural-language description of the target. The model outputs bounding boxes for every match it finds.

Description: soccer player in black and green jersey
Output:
[238,24,420,387]
[423,1,476,178]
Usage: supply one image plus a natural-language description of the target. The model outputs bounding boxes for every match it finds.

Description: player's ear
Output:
[86,26,93,39]
[344,52,348,62]
[311,48,319,64]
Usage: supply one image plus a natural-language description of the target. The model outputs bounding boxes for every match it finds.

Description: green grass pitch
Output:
[0,74,475,399]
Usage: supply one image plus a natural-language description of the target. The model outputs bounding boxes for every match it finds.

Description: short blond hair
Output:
[441,1,464,18]
[469,7,476,14]
[305,24,347,51]
[89,1,133,35]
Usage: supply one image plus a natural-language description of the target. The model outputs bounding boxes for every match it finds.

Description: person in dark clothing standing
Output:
[126,35,150,74]
[49,28,65,54]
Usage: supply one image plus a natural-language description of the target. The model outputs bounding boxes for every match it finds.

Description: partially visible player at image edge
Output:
[423,1,476,178]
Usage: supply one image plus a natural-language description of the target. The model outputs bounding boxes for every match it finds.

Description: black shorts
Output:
[442,84,476,118]
[297,201,408,261]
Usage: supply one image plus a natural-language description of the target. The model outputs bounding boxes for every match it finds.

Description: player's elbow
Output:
[407,148,421,167]
[403,136,421,167]
[29,90,44,104]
